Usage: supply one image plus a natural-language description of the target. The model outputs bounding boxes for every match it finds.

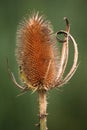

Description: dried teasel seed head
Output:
[16,12,60,91]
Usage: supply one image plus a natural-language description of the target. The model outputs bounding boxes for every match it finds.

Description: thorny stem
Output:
[38,90,47,130]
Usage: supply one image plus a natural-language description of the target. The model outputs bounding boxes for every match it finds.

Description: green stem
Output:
[38,90,47,130]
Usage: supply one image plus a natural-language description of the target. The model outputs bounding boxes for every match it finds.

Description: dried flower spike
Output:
[16,12,59,91]
[11,12,78,92]
[8,12,78,130]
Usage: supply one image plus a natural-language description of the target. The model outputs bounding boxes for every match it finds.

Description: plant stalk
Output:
[38,90,47,130]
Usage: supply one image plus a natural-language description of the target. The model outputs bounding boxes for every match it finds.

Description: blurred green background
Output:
[0,0,87,130]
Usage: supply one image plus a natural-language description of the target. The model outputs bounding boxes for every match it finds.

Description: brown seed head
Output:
[16,12,59,91]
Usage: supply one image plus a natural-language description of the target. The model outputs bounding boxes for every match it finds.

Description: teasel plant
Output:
[8,12,78,130]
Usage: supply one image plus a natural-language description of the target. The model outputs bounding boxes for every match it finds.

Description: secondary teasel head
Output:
[9,12,78,92]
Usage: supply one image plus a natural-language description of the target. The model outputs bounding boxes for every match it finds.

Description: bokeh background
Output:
[0,0,87,130]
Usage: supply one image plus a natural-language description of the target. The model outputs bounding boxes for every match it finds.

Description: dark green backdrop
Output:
[0,0,87,130]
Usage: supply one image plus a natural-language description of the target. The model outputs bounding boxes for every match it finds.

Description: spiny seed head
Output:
[16,12,60,91]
